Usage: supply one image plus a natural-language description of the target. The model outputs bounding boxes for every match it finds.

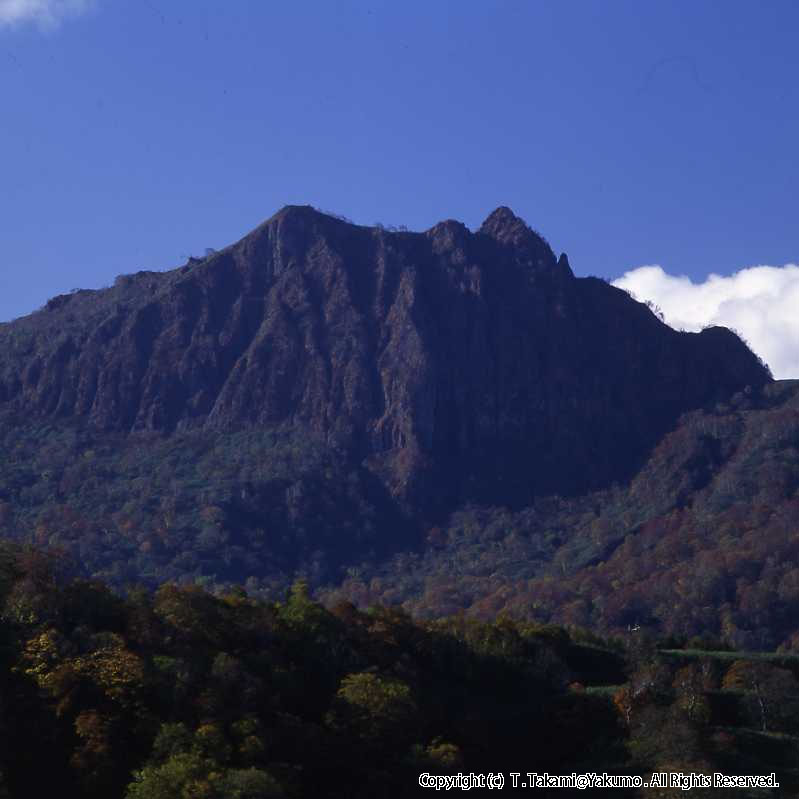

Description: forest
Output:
[0,541,797,797]
[1,378,798,652]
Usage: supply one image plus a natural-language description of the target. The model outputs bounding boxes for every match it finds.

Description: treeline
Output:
[2,543,799,796]
[0,542,626,798]
[0,545,799,799]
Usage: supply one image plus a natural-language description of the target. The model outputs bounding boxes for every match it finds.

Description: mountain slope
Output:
[330,380,799,650]
[0,206,770,512]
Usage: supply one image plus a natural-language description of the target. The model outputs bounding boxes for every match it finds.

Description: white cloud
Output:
[0,0,93,29]
[612,263,799,379]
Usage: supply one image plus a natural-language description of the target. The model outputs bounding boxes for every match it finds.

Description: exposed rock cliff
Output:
[0,205,770,508]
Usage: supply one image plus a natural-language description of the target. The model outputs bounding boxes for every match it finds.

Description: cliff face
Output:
[0,205,770,508]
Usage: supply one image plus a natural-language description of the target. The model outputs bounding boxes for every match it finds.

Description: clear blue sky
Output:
[2,0,798,323]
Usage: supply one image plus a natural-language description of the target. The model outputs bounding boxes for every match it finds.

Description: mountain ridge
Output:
[0,206,770,510]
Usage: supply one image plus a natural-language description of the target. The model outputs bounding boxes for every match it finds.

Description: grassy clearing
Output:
[583,684,621,697]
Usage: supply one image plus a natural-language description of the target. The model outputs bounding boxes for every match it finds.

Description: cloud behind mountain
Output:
[613,264,799,379]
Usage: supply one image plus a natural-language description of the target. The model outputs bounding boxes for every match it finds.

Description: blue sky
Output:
[2,1,798,374]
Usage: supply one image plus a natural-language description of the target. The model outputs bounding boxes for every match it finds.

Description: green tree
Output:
[125,752,211,799]
[326,671,419,748]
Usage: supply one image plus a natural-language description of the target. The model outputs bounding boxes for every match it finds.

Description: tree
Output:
[125,752,212,799]
[673,664,711,725]
[326,672,419,748]
[722,660,799,732]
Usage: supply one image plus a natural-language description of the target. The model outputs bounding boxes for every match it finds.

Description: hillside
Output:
[328,380,799,650]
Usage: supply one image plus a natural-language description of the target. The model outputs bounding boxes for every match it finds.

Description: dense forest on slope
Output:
[0,414,415,593]
[1,542,798,798]
[328,381,799,650]
[2,381,798,649]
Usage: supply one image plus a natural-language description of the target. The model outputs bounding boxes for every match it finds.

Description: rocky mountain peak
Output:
[478,206,560,274]
[479,205,537,242]
[0,204,772,510]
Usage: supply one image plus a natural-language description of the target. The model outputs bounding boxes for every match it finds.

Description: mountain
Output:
[0,205,769,511]
[2,205,793,646]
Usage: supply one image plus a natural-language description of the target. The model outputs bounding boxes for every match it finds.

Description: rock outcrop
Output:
[0,205,771,508]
